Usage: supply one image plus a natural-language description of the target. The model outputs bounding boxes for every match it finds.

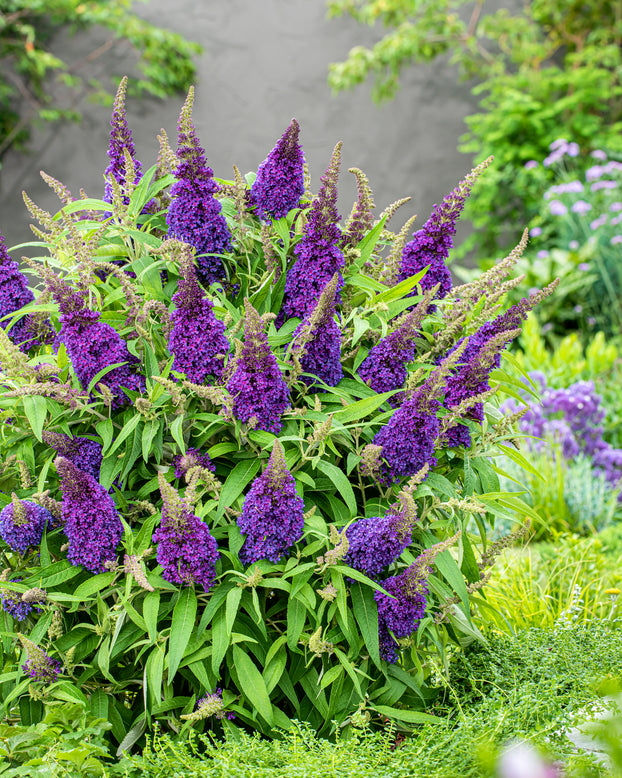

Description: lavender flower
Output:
[611,235,622,245]
[591,150,608,160]
[397,160,490,303]
[18,634,61,684]
[166,88,232,285]
[0,495,53,555]
[571,200,592,214]
[153,473,219,591]
[369,381,440,486]
[374,533,459,662]
[52,282,145,409]
[591,180,618,191]
[181,688,235,721]
[227,299,290,433]
[237,439,304,564]
[357,293,431,399]
[42,431,102,480]
[524,160,538,170]
[280,143,344,321]
[0,230,38,350]
[56,456,123,573]
[173,448,215,479]
[250,119,305,221]
[103,77,144,206]
[168,244,229,383]
[590,215,608,230]
[529,226,543,237]
[344,493,417,579]
[289,274,342,388]
[548,200,567,216]
[1,580,39,621]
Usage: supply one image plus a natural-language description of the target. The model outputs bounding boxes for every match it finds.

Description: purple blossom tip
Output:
[42,430,102,480]
[103,76,144,205]
[0,495,54,555]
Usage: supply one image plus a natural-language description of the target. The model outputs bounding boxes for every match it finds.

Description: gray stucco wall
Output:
[0,0,482,254]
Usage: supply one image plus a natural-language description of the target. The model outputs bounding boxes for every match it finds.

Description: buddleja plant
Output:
[0,77,552,748]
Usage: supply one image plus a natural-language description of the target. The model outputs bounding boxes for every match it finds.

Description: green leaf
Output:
[332,391,397,424]
[143,591,160,645]
[333,647,365,700]
[105,414,142,458]
[146,646,165,707]
[315,460,357,517]
[170,414,186,454]
[72,572,116,601]
[23,561,80,588]
[225,586,243,634]
[22,396,47,441]
[211,607,230,675]
[371,705,439,724]
[232,644,274,726]
[96,418,114,454]
[216,459,262,520]
[286,597,307,650]
[350,581,381,670]
[167,588,197,682]
[87,362,129,395]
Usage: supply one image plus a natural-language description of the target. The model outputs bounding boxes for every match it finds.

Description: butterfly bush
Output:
[0,84,549,740]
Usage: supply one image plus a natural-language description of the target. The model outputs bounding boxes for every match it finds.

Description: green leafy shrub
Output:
[0,82,545,749]
[327,0,622,258]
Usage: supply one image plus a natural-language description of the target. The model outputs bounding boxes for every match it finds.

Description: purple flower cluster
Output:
[56,456,123,573]
[42,431,102,480]
[153,473,219,591]
[169,248,229,383]
[345,493,417,579]
[375,574,428,663]
[543,138,580,167]
[103,77,144,206]
[55,286,145,409]
[173,448,215,479]
[250,119,305,221]
[505,375,622,499]
[1,581,39,622]
[166,89,232,285]
[289,275,342,389]
[0,230,37,350]
[281,144,344,321]
[227,300,290,433]
[237,440,304,564]
[371,385,440,486]
[0,496,53,555]
[19,636,61,684]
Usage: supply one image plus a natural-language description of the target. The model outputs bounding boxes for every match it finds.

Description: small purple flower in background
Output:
[536,250,550,259]
[566,142,580,157]
[591,180,618,192]
[153,473,220,591]
[288,274,342,389]
[173,448,215,480]
[166,88,232,286]
[550,139,568,150]
[397,159,490,303]
[345,492,418,579]
[590,215,608,230]
[168,243,229,383]
[181,688,235,721]
[103,77,145,206]
[586,165,604,181]
[570,200,592,214]
[610,202,622,212]
[529,226,542,237]
[611,215,622,226]
[1,580,40,621]
[56,456,123,573]
[281,143,344,321]
[591,149,608,160]
[237,439,304,564]
[524,160,538,169]
[543,139,577,167]
[569,240,580,250]
[18,634,61,684]
[497,741,562,778]
[577,262,590,271]
[0,495,53,555]
[374,533,460,662]
[548,200,567,216]
[250,118,305,221]
[611,235,622,245]
[227,299,290,433]
[545,181,583,198]
[42,431,102,480]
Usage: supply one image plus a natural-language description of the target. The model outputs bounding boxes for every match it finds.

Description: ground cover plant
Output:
[0,77,556,756]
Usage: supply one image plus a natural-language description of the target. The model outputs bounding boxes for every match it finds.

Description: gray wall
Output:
[0,0,481,255]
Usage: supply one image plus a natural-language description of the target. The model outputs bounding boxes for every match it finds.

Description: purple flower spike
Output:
[0,230,38,351]
[341,167,375,248]
[166,88,232,285]
[250,119,305,221]
[56,456,123,573]
[169,243,229,383]
[1,580,40,621]
[227,299,290,433]
[345,492,417,579]
[18,634,61,684]
[103,77,144,205]
[237,439,304,564]
[153,473,219,592]
[289,274,343,389]
[281,143,345,322]
[52,280,145,409]
[42,431,102,480]
[173,448,215,480]
[397,160,490,303]
[0,494,53,555]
